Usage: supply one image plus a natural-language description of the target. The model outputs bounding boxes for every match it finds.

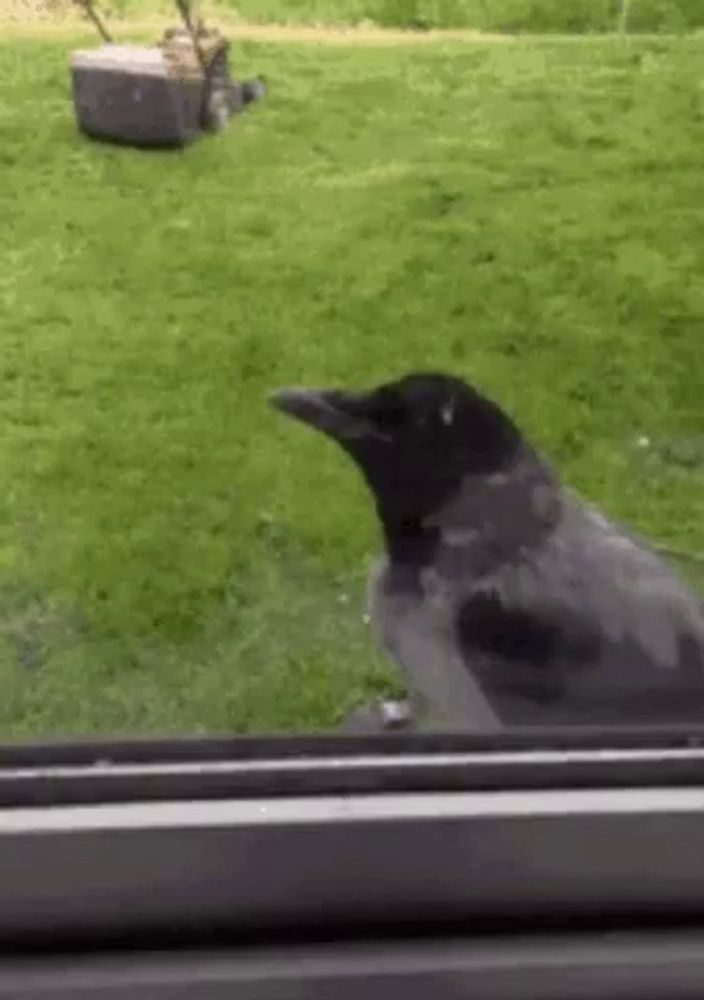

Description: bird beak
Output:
[270,387,380,442]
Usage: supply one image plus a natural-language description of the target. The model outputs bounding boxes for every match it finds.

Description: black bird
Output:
[271,372,704,730]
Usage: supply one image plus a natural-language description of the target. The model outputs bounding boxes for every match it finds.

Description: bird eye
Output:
[440,399,455,426]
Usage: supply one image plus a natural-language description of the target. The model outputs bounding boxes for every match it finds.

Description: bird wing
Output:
[452,496,704,723]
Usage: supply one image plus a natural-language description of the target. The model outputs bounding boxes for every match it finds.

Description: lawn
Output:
[17,0,704,32]
[0,32,703,736]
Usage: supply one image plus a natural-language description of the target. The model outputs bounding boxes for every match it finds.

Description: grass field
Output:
[1,32,703,736]
[12,0,704,32]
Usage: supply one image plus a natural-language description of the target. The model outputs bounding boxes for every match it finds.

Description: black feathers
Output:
[273,374,522,546]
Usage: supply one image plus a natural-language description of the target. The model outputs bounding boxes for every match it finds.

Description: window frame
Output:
[2,727,704,954]
[4,929,704,999]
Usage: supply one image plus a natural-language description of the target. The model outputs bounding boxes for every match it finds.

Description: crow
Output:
[271,372,704,730]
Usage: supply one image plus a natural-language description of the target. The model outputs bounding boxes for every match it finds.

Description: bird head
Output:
[270,372,523,534]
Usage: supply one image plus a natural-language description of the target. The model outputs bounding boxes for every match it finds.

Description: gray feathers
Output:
[371,451,704,727]
[272,372,704,729]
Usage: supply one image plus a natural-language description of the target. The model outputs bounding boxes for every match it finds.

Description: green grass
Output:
[1,34,703,736]
[99,0,704,33]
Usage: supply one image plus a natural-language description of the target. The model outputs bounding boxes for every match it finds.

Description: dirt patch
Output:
[0,3,508,44]
[2,0,71,19]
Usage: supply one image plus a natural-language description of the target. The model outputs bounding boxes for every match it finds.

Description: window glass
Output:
[1,4,702,742]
